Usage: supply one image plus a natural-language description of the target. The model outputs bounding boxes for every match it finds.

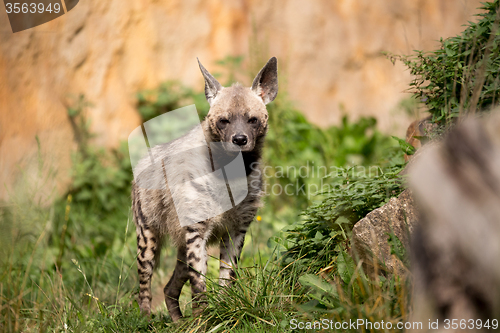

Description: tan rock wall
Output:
[0,0,484,201]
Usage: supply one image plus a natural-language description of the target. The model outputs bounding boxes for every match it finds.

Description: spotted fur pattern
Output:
[132,58,278,321]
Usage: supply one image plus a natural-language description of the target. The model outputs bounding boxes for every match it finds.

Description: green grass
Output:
[0,184,410,332]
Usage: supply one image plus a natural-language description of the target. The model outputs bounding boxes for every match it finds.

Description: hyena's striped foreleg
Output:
[164,247,189,322]
[136,224,159,315]
[219,227,249,286]
[184,226,208,317]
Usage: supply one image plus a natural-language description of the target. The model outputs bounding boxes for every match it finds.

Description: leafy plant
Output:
[279,157,406,274]
[389,0,500,123]
[65,95,132,213]
[392,135,416,156]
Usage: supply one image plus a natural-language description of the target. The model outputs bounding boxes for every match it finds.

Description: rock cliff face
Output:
[0,0,483,200]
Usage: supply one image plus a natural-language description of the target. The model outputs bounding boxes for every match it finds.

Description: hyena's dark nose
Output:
[232,135,248,146]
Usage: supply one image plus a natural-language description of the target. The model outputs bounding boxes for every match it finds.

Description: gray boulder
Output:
[352,189,418,277]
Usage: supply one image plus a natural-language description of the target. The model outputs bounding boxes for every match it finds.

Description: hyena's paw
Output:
[139,299,152,316]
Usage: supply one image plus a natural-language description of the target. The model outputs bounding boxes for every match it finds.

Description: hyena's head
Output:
[198,57,278,152]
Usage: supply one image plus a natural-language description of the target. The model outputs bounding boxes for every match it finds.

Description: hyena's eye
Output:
[248,117,258,124]
[219,118,230,125]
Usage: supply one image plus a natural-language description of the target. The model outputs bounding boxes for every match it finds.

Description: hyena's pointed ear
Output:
[198,58,222,106]
[251,57,278,105]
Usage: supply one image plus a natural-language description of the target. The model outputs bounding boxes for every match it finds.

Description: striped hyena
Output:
[131,57,278,321]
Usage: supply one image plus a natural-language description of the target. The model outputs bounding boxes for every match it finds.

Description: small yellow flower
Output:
[85,293,99,301]
[256,215,262,222]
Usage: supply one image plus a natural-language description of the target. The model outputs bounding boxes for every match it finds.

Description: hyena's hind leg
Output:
[164,247,189,322]
[136,223,160,315]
